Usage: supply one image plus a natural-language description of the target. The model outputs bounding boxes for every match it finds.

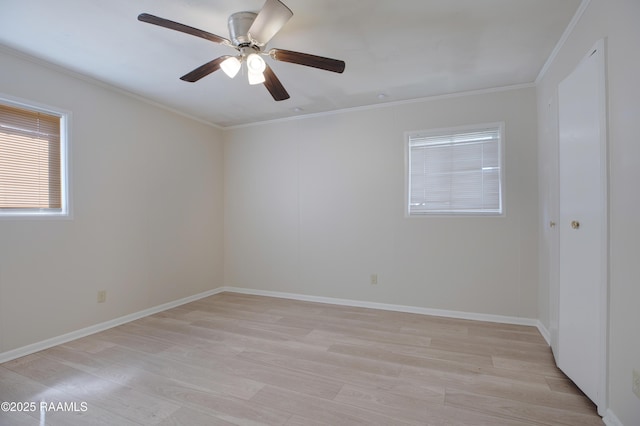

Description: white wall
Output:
[0,49,225,354]
[225,86,539,318]
[537,0,640,423]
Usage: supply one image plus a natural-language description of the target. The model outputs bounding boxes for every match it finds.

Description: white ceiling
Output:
[0,0,581,128]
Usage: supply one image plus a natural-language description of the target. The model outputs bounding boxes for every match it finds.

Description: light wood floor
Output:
[1,292,603,425]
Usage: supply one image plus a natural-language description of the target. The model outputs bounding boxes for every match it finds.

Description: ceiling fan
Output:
[138,0,346,101]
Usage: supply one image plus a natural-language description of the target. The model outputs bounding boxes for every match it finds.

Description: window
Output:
[406,123,503,216]
[0,98,69,216]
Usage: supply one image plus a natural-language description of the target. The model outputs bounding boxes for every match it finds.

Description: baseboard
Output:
[0,287,226,364]
[603,409,624,426]
[536,320,552,346]
[221,286,541,329]
[0,285,549,365]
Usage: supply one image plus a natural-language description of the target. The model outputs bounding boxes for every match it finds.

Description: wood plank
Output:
[92,345,265,401]
[237,348,447,398]
[93,363,290,425]
[333,383,438,423]
[156,407,239,425]
[545,376,586,395]
[444,389,603,426]
[3,355,181,424]
[251,385,416,426]
[328,342,494,368]
[157,345,344,400]
[492,355,567,378]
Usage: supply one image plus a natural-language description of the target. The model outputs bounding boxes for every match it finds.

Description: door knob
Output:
[571,220,580,229]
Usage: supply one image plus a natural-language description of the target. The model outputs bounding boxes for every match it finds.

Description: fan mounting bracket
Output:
[228,11,259,48]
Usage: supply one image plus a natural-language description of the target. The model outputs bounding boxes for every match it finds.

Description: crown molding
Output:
[535,0,592,84]
[0,44,223,130]
[225,83,536,130]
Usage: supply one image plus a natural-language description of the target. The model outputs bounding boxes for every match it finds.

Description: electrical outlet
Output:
[370,274,378,285]
[633,369,640,400]
[97,290,107,303]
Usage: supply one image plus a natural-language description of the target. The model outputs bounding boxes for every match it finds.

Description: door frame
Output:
[555,38,609,415]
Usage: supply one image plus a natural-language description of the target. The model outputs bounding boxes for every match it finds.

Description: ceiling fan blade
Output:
[138,13,231,46]
[248,0,293,46]
[269,49,345,73]
[180,56,231,82]
[263,65,290,101]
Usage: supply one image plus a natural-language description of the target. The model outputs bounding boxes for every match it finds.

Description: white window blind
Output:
[407,125,503,215]
[0,101,65,214]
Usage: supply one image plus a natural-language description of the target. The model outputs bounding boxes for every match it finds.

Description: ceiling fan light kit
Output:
[137,0,345,101]
[246,53,267,85]
[220,56,241,78]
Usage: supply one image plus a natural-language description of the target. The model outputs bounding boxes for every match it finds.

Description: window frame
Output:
[404,122,505,218]
[0,95,71,219]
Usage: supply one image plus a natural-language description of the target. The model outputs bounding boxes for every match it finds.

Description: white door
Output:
[557,40,607,413]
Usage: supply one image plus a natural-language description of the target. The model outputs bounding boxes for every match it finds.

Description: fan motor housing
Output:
[228,11,257,46]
